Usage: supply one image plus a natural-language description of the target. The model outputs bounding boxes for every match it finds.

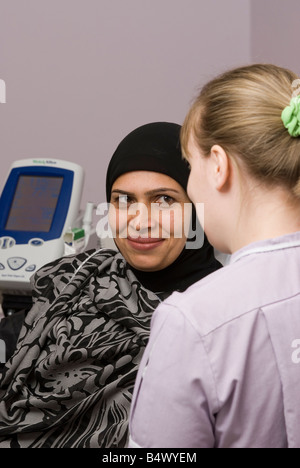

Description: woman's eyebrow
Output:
[111,188,180,196]
[111,189,135,196]
[144,188,180,196]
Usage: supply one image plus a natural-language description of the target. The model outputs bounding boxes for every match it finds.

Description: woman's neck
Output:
[230,185,300,253]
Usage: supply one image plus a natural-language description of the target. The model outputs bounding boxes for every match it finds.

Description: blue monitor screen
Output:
[5,175,64,232]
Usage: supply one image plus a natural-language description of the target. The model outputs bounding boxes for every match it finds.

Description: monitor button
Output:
[0,237,16,249]
[7,257,27,271]
[25,264,36,272]
[0,263,5,270]
[29,238,44,247]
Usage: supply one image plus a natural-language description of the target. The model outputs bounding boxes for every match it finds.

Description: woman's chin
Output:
[127,257,163,273]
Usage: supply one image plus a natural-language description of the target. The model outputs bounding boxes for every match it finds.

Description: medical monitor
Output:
[0,159,84,292]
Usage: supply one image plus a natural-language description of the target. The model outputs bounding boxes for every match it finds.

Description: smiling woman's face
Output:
[109,171,191,272]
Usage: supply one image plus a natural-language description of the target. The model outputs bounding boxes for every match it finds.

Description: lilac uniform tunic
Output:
[129,232,300,448]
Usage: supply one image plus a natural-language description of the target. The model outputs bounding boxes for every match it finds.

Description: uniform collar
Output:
[230,231,300,264]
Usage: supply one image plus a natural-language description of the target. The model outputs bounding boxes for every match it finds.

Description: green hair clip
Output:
[281,95,300,137]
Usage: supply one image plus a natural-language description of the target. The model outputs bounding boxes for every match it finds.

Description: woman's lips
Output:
[127,236,165,251]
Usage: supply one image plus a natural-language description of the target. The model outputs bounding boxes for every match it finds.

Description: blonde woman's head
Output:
[181,64,300,198]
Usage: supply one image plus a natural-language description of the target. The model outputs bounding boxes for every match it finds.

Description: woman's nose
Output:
[129,203,156,234]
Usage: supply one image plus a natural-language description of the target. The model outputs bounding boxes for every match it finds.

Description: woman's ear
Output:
[210,145,230,191]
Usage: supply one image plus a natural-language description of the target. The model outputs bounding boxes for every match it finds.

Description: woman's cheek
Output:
[108,206,128,238]
[160,204,189,240]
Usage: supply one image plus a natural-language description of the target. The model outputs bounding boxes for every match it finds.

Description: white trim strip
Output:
[232,239,300,264]
[128,436,142,448]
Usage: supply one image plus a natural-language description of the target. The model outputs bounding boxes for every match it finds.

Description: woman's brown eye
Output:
[157,196,174,207]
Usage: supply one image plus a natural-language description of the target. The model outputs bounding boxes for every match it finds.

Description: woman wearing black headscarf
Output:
[0,122,221,448]
[106,122,221,295]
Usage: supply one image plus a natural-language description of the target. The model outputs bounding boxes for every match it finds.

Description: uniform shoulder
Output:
[163,258,258,336]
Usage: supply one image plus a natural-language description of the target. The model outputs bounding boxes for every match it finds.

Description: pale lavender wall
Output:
[0,0,251,207]
[251,0,300,74]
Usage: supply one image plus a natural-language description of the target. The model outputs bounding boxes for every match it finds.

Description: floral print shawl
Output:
[0,249,160,448]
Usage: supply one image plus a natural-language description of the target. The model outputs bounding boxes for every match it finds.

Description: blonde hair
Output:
[181,64,300,198]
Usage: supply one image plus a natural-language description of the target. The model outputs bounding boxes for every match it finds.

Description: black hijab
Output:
[106,122,222,294]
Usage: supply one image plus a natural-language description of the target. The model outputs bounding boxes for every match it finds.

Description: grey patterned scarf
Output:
[0,249,160,448]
